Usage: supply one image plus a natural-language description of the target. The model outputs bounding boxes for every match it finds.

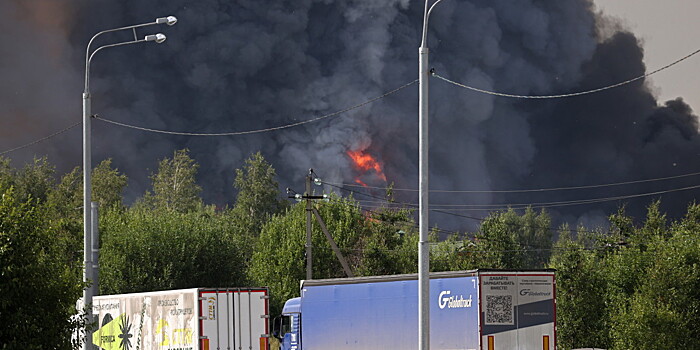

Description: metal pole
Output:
[305,171,313,280]
[418,1,437,348]
[418,44,430,350]
[82,87,93,350]
[79,18,176,350]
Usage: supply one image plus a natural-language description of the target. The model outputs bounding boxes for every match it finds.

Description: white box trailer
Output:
[90,288,270,350]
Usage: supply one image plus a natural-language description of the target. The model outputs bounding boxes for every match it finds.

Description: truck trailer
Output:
[89,287,270,350]
[274,270,555,350]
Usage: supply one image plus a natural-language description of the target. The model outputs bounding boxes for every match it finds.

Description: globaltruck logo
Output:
[438,291,472,309]
[519,289,552,297]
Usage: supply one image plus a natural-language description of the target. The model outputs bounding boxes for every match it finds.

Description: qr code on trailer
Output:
[485,295,514,325]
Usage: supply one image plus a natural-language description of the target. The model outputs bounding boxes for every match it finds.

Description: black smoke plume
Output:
[2,0,699,231]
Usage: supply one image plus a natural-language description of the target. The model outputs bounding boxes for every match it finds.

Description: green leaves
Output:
[551,201,700,349]
[230,151,288,237]
[143,149,202,213]
[248,196,420,314]
[99,207,248,294]
[0,187,85,349]
[92,159,128,210]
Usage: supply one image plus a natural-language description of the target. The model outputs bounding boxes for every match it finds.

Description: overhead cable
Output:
[349,183,700,211]
[323,181,604,236]
[0,120,82,156]
[322,170,700,194]
[94,79,418,136]
[433,47,700,99]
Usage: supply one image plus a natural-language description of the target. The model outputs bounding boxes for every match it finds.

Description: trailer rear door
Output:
[198,288,270,350]
[479,271,556,350]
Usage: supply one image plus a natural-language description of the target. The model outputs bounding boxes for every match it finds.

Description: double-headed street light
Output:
[82,15,176,350]
[419,1,445,350]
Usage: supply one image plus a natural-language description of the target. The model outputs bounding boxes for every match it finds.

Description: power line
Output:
[356,183,700,211]
[299,175,700,253]
[428,183,700,211]
[323,181,607,236]
[5,45,700,155]
[315,199,460,237]
[323,179,700,211]
[309,243,602,254]
[94,79,418,136]
[319,194,615,253]
[433,47,700,99]
[0,121,82,156]
[302,227,700,254]
[323,171,700,194]
[315,198,573,251]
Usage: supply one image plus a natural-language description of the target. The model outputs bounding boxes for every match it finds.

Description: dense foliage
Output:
[1,152,700,349]
[551,202,700,349]
[0,158,85,349]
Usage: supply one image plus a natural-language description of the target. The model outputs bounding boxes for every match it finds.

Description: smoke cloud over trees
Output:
[1,0,699,229]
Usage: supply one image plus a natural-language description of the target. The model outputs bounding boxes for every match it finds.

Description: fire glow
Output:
[347,150,387,186]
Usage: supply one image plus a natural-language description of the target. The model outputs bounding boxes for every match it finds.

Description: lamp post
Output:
[82,16,176,350]
[419,1,444,349]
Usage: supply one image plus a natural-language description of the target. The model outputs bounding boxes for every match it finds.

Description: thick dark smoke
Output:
[2,0,699,231]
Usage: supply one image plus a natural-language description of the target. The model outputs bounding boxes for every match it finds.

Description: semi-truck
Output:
[273,269,556,350]
[88,287,270,350]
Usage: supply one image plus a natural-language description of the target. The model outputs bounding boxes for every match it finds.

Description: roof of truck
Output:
[301,269,555,287]
[282,297,301,314]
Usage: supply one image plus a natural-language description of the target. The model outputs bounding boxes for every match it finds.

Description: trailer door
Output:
[479,272,555,350]
[199,288,270,350]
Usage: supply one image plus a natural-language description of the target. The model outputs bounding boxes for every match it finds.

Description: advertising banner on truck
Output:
[480,271,556,350]
[92,290,197,350]
[88,288,269,350]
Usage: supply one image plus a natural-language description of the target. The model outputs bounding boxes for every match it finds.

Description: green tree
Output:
[142,149,202,212]
[14,156,56,204]
[430,232,469,272]
[474,210,525,269]
[99,206,246,294]
[46,167,82,222]
[92,159,128,210]
[550,226,610,349]
[469,208,552,269]
[247,203,306,315]
[0,187,86,349]
[0,157,13,191]
[355,206,418,276]
[608,203,700,349]
[605,204,664,347]
[230,152,287,237]
[249,194,423,315]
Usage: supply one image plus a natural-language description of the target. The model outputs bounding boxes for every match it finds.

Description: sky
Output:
[1,0,700,233]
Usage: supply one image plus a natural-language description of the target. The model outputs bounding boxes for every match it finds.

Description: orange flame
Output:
[347,150,387,185]
[355,178,369,187]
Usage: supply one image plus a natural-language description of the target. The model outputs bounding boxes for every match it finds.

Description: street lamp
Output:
[418,1,445,350]
[82,16,176,350]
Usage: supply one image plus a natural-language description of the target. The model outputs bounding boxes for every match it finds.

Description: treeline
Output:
[1,150,699,349]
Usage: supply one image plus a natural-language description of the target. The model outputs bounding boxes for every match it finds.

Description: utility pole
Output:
[305,172,313,280]
[289,169,354,280]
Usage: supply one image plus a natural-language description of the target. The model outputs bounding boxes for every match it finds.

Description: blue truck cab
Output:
[276,297,300,350]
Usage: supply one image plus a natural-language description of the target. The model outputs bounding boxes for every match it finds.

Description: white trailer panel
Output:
[479,271,556,350]
[90,288,269,350]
